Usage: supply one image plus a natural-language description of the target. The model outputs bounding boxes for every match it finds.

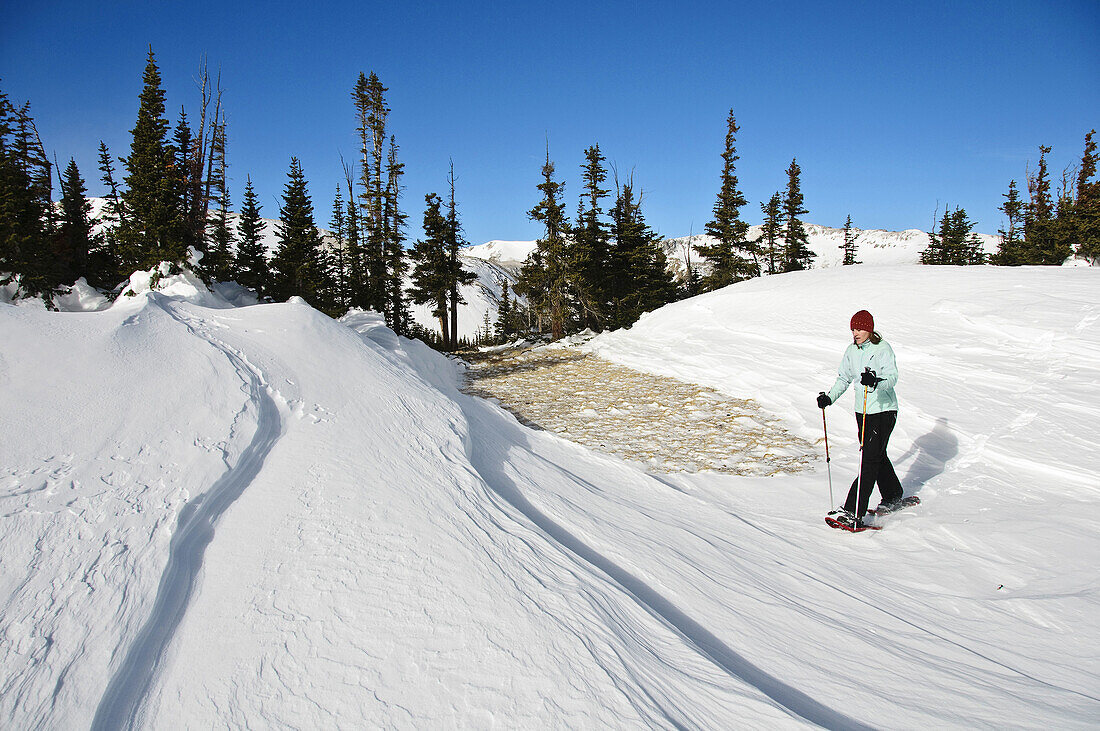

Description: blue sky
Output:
[3,0,1098,245]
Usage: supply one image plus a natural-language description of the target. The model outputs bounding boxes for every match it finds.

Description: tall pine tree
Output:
[1022,145,1067,264]
[699,110,757,288]
[1073,130,1099,263]
[270,157,324,303]
[921,206,985,265]
[57,158,93,286]
[991,180,1026,265]
[571,144,611,329]
[517,146,570,340]
[353,72,389,313]
[607,176,677,330]
[780,158,814,272]
[234,175,269,297]
[384,136,409,333]
[759,192,783,274]
[0,91,58,301]
[444,162,476,348]
[840,214,860,265]
[409,192,451,344]
[119,47,186,270]
[204,113,234,281]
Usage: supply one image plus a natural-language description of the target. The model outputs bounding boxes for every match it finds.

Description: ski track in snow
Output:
[90,298,284,731]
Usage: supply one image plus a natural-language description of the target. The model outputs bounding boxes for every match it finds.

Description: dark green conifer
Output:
[517,146,570,340]
[444,162,476,348]
[921,206,984,265]
[1068,130,1098,263]
[234,175,269,297]
[992,180,1026,265]
[353,71,390,313]
[571,144,611,329]
[270,157,324,303]
[699,110,757,288]
[607,177,677,330]
[780,158,814,271]
[409,192,451,343]
[759,193,783,274]
[840,214,861,265]
[57,158,93,285]
[328,186,350,310]
[0,91,57,301]
[384,136,409,333]
[204,115,233,281]
[1023,145,1069,264]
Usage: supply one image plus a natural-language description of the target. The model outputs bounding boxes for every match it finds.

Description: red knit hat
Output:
[850,310,874,331]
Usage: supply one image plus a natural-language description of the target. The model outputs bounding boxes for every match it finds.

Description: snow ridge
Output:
[91,296,285,730]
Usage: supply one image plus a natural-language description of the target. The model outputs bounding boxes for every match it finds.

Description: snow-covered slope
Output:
[2,263,1097,727]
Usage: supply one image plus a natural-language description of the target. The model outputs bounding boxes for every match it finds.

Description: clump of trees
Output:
[513,142,678,341]
[919,130,1098,266]
[989,132,1098,266]
[691,110,818,291]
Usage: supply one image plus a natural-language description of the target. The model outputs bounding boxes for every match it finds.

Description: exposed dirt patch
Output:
[463,346,815,475]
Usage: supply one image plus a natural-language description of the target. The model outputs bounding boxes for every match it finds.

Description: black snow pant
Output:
[843,410,903,519]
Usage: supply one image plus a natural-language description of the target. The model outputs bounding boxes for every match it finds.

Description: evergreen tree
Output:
[1023,145,1069,264]
[0,91,57,301]
[119,47,186,270]
[444,162,476,349]
[234,175,269,296]
[840,214,861,265]
[1052,130,1100,263]
[408,192,451,343]
[699,110,757,288]
[340,162,367,309]
[97,141,126,229]
[495,280,514,342]
[328,186,350,310]
[1074,130,1100,263]
[57,158,93,285]
[991,180,1026,265]
[759,192,783,274]
[95,141,125,286]
[270,157,324,303]
[571,144,611,329]
[384,136,409,333]
[353,71,389,313]
[516,146,570,340]
[921,206,984,265]
[171,107,200,254]
[780,158,815,271]
[204,114,234,281]
[607,177,677,330]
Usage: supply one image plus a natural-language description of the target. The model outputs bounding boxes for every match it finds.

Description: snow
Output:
[2,257,1098,727]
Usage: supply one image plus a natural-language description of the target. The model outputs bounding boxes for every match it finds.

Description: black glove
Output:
[817,392,831,409]
[860,368,884,389]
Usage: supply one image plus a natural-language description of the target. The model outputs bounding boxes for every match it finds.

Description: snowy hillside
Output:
[2,261,1097,728]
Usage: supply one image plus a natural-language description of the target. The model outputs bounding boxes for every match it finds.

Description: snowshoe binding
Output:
[868,495,921,516]
[825,509,882,532]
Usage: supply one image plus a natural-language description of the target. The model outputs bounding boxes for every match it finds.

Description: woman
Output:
[817,310,903,529]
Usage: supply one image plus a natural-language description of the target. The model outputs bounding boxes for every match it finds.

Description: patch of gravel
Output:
[463,346,815,475]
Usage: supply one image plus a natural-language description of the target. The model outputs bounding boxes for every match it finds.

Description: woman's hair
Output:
[870,331,882,344]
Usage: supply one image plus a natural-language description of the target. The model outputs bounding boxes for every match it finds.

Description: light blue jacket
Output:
[827,338,899,414]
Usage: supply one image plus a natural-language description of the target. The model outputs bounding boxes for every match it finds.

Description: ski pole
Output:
[855,382,869,523]
[822,406,834,507]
